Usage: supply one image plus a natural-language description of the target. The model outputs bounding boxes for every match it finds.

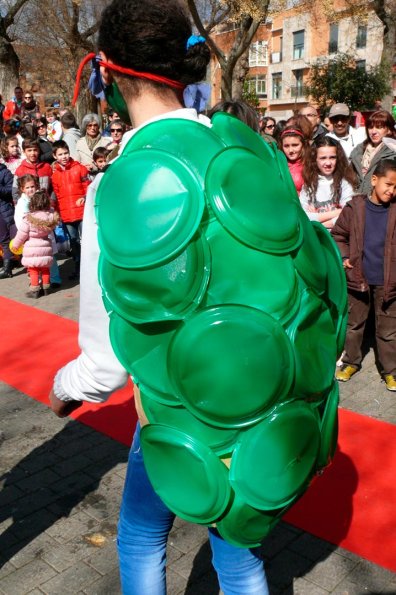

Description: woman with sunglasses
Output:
[105,118,126,160]
[23,92,40,120]
[75,113,111,172]
[259,116,276,137]
[32,117,54,164]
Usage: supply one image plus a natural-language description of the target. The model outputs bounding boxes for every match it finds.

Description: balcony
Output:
[290,85,308,100]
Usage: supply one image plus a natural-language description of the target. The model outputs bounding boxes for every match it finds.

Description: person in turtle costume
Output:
[49,1,346,593]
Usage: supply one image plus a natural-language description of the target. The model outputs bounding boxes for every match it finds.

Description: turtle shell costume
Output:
[95,111,345,548]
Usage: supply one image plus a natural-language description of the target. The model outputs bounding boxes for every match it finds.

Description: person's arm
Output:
[330,204,352,260]
[50,177,128,416]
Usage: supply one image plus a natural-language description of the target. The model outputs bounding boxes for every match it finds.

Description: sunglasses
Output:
[265,124,275,129]
[37,124,46,129]
[24,96,32,99]
[111,128,122,133]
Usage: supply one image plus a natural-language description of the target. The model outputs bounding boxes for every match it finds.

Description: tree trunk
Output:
[0,38,20,100]
[233,51,250,99]
[221,66,234,101]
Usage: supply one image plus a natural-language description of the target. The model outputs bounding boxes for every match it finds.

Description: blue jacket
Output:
[0,163,14,225]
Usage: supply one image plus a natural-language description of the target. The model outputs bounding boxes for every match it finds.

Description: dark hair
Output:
[365,110,396,142]
[3,118,22,136]
[260,116,276,129]
[60,111,78,129]
[98,0,210,98]
[110,118,126,132]
[372,159,396,178]
[208,100,259,132]
[303,136,357,204]
[52,140,69,155]
[22,138,40,151]
[273,119,287,143]
[286,114,313,140]
[93,146,110,161]
[279,125,309,161]
[17,174,40,191]
[29,189,50,212]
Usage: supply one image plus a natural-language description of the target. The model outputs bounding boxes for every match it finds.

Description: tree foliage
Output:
[0,0,31,98]
[306,53,391,112]
[186,0,271,100]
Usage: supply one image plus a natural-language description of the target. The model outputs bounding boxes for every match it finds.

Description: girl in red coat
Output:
[51,140,90,280]
[279,126,309,194]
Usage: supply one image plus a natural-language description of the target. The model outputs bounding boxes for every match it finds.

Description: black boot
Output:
[0,260,13,279]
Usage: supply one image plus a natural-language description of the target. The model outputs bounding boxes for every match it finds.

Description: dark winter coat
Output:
[331,194,396,303]
[0,163,14,224]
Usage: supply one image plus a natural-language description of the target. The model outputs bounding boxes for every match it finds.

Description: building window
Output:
[356,24,367,48]
[291,69,305,98]
[356,59,366,71]
[328,23,339,53]
[249,41,268,67]
[293,30,304,60]
[247,75,267,97]
[272,73,282,99]
[271,35,283,63]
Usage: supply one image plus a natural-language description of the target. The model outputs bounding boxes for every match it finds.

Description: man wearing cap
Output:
[299,104,328,144]
[326,103,366,159]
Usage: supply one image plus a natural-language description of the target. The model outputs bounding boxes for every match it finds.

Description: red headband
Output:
[281,128,304,139]
[72,52,185,106]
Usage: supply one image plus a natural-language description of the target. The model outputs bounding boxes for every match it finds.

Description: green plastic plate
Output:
[96,148,204,269]
[230,401,320,509]
[98,234,210,323]
[205,146,302,254]
[141,424,231,523]
[168,305,295,428]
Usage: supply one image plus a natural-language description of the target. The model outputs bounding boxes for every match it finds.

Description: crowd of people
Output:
[0,90,127,285]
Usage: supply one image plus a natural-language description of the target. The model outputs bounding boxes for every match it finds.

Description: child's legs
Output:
[208,529,269,595]
[117,424,175,595]
[374,286,396,376]
[27,267,40,287]
[40,267,50,286]
[50,257,61,284]
[342,289,371,367]
[65,220,82,263]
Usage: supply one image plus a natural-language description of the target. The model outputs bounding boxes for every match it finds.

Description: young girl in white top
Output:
[1,136,23,174]
[300,136,357,229]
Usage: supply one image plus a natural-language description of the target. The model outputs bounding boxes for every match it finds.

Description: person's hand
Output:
[343,258,353,269]
[49,389,83,418]
[76,197,85,207]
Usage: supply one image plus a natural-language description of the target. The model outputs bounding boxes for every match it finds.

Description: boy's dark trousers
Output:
[343,285,396,376]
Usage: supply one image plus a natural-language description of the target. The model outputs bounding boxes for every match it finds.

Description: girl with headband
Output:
[279,125,309,194]
[49,0,269,593]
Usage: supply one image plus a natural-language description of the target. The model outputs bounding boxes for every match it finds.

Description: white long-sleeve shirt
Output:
[299,175,354,222]
[54,108,211,403]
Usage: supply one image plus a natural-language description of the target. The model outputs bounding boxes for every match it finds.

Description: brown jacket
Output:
[331,194,396,303]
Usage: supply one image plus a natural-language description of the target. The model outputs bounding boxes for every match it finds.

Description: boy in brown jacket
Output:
[331,159,396,391]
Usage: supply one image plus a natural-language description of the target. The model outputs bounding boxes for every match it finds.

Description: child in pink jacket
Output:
[11,190,59,298]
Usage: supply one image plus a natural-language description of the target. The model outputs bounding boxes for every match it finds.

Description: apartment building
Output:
[211,1,386,119]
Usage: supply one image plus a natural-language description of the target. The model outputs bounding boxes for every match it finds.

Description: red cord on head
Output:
[281,128,304,138]
[72,53,185,106]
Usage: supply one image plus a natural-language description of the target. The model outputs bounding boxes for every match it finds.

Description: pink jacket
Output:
[12,210,59,268]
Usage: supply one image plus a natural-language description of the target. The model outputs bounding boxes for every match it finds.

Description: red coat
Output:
[3,99,24,121]
[52,158,90,223]
[14,160,53,195]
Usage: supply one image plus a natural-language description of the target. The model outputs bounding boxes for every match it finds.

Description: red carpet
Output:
[0,295,395,572]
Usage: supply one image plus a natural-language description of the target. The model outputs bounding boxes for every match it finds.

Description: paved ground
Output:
[1,256,396,595]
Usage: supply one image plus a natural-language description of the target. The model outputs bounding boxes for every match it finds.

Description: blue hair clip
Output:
[186,35,206,50]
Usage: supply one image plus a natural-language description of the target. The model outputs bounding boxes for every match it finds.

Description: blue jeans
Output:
[65,220,82,263]
[117,425,269,595]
